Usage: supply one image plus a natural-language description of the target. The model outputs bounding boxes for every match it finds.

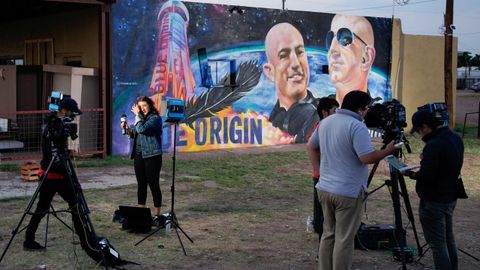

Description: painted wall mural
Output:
[112,0,393,155]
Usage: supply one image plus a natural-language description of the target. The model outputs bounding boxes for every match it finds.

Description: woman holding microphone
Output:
[122,96,165,226]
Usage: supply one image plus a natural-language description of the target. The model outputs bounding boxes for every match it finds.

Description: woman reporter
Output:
[122,96,165,226]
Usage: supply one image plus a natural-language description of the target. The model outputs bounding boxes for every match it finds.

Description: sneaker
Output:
[152,215,167,227]
[23,240,45,250]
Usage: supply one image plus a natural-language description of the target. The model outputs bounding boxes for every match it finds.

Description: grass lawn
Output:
[0,136,479,269]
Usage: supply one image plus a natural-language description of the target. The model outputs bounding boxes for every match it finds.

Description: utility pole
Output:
[444,0,454,127]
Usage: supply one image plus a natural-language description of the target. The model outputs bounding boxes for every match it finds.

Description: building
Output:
[0,0,458,160]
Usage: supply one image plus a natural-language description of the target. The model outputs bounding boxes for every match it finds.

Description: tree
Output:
[457,51,472,67]
[471,54,480,68]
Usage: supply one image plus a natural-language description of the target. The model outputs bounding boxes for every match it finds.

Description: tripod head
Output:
[382,129,411,157]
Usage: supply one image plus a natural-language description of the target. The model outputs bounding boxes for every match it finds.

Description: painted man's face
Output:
[327,15,368,86]
[264,23,310,107]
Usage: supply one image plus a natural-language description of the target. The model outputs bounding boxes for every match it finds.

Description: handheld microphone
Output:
[121,114,127,135]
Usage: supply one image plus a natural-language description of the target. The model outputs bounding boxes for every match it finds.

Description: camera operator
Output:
[307,91,397,270]
[23,98,84,250]
[404,109,464,270]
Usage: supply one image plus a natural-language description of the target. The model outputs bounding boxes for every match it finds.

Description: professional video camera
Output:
[45,116,78,141]
[46,91,79,149]
[364,99,409,147]
[364,99,407,132]
[417,102,449,127]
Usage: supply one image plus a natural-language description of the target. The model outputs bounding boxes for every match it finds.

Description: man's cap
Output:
[59,98,82,115]
[410,109,437,134]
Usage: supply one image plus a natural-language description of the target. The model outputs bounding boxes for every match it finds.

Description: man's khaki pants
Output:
[317,190,365,270]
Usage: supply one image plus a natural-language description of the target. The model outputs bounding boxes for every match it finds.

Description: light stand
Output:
[135,122,193,255]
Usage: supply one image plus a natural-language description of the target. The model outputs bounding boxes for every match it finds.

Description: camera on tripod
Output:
[364,99,411,151]
[46,91,80,146]
[364,99,407,133]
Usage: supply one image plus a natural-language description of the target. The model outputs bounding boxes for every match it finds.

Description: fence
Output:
[457,78,480,89]
[462,101,480,139]
[0,109,105,162]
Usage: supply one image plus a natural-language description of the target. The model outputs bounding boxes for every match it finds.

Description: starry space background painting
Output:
[111,0,393,155]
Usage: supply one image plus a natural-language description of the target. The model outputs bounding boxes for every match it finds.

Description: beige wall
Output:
[0,7,99,68]
[391,18,458,127]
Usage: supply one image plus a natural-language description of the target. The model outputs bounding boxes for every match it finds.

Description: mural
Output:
[112,0,392,155]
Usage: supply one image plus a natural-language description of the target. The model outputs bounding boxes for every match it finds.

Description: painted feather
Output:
[183,60,262,129]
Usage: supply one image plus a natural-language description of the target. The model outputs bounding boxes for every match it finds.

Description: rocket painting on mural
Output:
[149,0,195,110]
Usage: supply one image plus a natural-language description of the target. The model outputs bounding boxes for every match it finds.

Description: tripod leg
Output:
[49,205,74,232]
[398,173,423,255]
[458,248,480,261]
[173,224,187,256]
[0,156,55,263]
[0,192,42,263]
[45,209,50,248]
[171,220,194,243]
[389,169,408,270]
[415,244,430,264]
[134,226,164,246]
[367,160,381,187]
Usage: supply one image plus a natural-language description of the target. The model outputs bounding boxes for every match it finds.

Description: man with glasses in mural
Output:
[263,22,319,143]
[326,14,376,105]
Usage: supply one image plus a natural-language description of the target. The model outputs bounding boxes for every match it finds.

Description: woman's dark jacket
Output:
[415,127,464,203]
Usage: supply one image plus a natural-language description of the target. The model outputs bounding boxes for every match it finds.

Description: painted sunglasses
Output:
[326,28,368,50]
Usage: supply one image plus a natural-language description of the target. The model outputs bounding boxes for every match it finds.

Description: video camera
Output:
[364,99,410,151]
[46,91,79,148]
[417,102,449,127]
[48,91,69,112]
[364,99,407,132]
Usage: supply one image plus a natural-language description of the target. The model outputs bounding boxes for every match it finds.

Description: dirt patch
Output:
[456,90,480,125]
[0,165,138,199]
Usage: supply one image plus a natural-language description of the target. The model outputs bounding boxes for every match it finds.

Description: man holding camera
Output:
[23,98,83,250]
[405,109,464,270]
[307,91,397,270]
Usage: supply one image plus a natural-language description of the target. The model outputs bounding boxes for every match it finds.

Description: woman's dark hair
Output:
[317,97,339,120]
[341,91,371,112]
[136,96,159,116]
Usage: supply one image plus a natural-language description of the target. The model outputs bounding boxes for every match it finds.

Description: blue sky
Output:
[186,0,480,55]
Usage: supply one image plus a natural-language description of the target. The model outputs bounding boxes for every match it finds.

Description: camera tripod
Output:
[367,130,422,270]
[0,150,111,269]
[135,122,193,255]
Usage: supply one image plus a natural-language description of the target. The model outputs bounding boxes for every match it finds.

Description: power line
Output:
[457,31,480,36]
[319,0,438,13]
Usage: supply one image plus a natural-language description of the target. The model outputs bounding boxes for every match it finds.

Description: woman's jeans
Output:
[134,154,162,208]
[419,199,458,270]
